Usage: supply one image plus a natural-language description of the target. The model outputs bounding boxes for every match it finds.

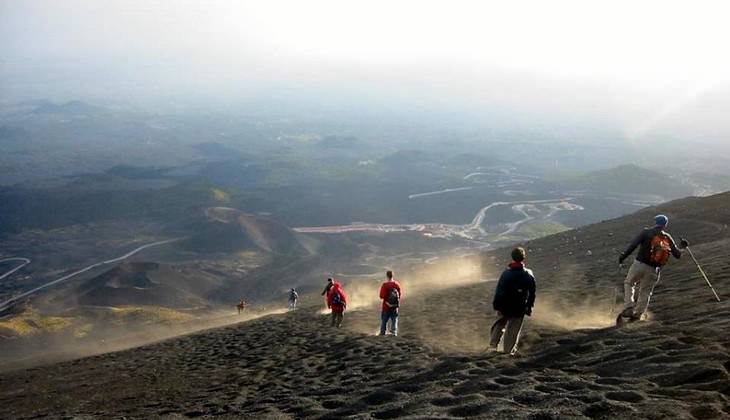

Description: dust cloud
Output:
[530,290,617,330]
[0,307,288,372]
[325,255,485,313]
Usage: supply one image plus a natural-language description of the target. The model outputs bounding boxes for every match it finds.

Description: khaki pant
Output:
[623,260,659,317]
[331,311,344,328]
[490,314,524,355]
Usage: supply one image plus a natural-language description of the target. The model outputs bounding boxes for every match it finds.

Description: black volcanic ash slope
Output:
[0,192,729,419]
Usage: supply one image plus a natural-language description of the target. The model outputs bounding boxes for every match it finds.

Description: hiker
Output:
[236,299,247,314]
[321,277,335,296]
[618,214,688,321]
[326,280,348,328]
[288,288,299,309]
[489,247,536,355]
[379,270,402,336]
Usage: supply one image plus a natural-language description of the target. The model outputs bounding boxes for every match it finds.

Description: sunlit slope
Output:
[181,207,308,255]
[1,192,728,419]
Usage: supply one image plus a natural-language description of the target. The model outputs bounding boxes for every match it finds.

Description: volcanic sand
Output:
[1,195,729,419]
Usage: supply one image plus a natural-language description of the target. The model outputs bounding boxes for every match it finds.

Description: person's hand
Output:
[525,307,532,317]
[680,238,689,249]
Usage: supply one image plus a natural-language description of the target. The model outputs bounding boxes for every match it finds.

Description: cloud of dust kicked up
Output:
[319,254,486,314]
[0,307,289,372]
[530,289,617,330]
[320,255,616,353]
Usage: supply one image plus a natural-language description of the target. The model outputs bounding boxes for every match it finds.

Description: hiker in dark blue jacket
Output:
[489,247,536,355]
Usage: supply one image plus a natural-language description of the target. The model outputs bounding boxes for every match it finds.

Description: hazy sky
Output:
[2,0,729,140]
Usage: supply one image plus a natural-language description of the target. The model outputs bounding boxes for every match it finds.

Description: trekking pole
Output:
[646,268,662,313]
[685,246,721,302]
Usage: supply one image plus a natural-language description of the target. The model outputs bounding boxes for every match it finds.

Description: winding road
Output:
[0,258,31,281]
[294,197,580,243]
[0,238,181,313]
[408,187,473,200]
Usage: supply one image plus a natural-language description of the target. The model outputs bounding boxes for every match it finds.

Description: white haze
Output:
[1,0,729,142]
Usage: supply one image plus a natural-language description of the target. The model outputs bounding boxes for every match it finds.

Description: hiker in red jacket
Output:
[326,281,348,328]
[379,270,402,336]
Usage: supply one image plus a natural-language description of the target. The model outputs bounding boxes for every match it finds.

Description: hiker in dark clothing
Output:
[288,288,299,310]
[618,214,688,320]
[489,247,536,355]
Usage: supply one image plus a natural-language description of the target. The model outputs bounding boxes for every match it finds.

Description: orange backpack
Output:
[649,233,672,266]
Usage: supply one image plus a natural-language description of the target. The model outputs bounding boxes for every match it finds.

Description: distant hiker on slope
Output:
[288,288,299,310]
[618,214,688,322]
[489,247,536,355]
[237,299,247,314]
[326,281,348,328]
[379,270,402,336]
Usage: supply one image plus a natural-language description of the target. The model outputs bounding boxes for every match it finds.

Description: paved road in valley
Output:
[0,239,181,312]
[0,258,31,281]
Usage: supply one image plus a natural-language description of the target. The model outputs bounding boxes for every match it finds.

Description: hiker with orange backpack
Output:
[326,280,348,328]
[618,214,688,323]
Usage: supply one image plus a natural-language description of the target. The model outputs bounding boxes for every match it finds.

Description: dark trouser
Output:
[380,309,398,336]
[331,310,344,328]
[489,313,524,355]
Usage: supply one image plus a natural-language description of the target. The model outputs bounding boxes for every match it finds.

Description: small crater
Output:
[449,403,494,417]
[321,399,343,410]
[494,376,520,385]
[362,390,399,406]
[605,391,645,403]
[690,405,722,419]
[583,401,634,419]
[372,405,409,419]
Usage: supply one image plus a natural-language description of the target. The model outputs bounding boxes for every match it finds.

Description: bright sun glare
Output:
[238,0,730,85]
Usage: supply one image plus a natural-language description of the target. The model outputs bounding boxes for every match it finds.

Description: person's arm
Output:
[525,276,536,315]
[493,274,506,311]
[379,283,387,300]
[619,230,646,264]
[665,233,683,259]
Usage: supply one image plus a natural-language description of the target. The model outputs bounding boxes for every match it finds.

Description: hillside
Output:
[182,208,308,256]
[1,192,729,418]
[553,164,696,200]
